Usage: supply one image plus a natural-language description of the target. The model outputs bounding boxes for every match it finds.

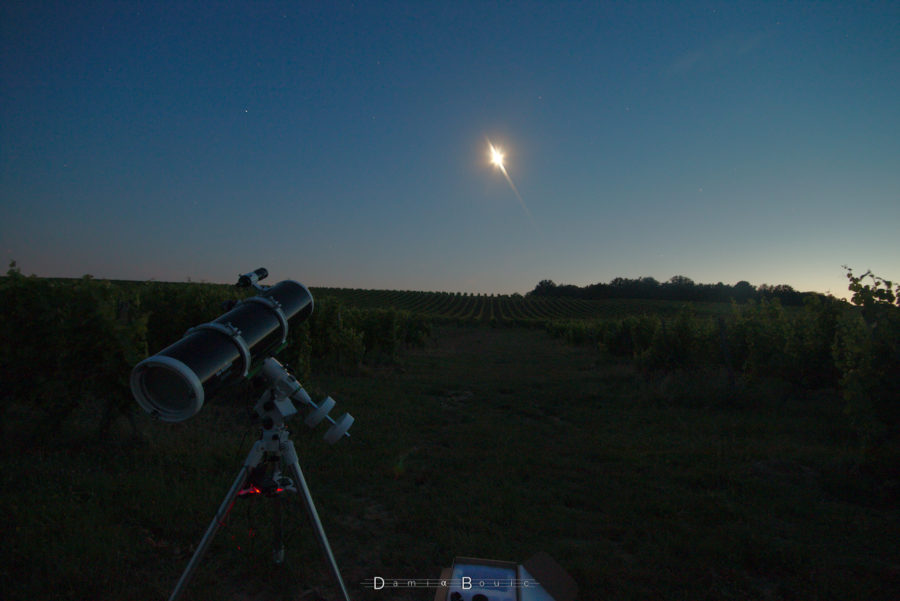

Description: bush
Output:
[0,265,148,439]
[307,297,366,375]
[735,298,790,379]
[833,268,900,449]
[401,311,432,347]
[598,315,657,357]
[782,295,841,388]
[636,306,716,372]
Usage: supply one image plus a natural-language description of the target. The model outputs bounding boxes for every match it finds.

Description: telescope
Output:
[130,268,313,422]
[132,269,355,601]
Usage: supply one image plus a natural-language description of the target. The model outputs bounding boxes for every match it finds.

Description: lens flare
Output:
[486,139,538,233]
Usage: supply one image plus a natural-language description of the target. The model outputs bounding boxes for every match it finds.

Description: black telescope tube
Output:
[131,280,313,421]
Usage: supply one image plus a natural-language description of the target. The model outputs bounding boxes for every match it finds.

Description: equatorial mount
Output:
[167,357,353,601]
[256,357,354,444]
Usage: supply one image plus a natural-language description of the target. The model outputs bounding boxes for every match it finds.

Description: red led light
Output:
[237,484,288,497]
[237,485,263,497]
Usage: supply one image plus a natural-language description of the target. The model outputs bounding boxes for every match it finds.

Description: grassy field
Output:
[2,325,898,600]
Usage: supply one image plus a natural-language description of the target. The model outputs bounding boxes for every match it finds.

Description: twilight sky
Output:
[2,1,898,295]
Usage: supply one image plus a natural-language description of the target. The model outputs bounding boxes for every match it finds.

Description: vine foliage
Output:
[0,264,430,443]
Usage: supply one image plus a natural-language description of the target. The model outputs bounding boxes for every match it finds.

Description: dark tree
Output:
[733,280,755,302]
[528,279,557,297]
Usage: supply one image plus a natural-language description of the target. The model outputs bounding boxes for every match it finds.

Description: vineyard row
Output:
[309,287,728,325]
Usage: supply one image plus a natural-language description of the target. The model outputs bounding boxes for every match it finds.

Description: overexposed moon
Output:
[489,144,505,170]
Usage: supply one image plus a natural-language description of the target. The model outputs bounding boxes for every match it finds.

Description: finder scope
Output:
[237,267,268,289]
[130,273,314,422]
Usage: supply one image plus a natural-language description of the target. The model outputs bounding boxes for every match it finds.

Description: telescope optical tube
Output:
[130,280,313,421]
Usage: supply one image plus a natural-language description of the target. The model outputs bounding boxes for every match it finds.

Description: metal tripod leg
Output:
[273,494,285,564]
[168,441,266,601]
[282,438,352,601]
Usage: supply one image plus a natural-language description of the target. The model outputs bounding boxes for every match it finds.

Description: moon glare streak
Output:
[487,140,538,233]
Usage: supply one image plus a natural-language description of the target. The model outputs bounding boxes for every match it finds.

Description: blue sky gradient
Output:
[2,1,898,295]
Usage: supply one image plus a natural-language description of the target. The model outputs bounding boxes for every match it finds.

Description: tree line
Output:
[528,275,823,305]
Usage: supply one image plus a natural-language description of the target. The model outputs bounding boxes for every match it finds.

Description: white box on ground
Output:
[518,564,554,601]
[433,552,578,601]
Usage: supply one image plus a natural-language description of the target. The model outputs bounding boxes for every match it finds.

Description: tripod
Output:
[168,358,353,601]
